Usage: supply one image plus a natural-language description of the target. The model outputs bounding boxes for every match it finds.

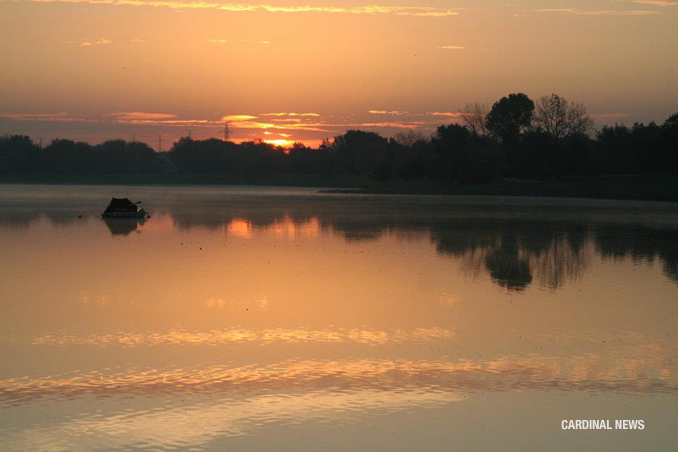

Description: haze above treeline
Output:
[1,93,677,184]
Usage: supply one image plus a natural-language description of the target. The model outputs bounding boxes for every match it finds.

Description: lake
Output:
[1,185,677,451]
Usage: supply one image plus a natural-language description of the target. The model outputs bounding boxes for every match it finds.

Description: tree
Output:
[533,94,593,142]
[328,130,388,174]
[664,112,678,129]
[459,103,489,136]
[0,135,40,172]
[485,93,535,144]
[369,160,393,183]
[393,131,427,148]
[432,124,505,183]
[662,112,678,175]
[595,125,633,175]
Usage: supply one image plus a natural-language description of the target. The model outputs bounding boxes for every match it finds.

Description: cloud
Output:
[221,115,258,122]
[359,122,420,129]
[111,112,178,122]
[20,0,461,17]
[69,37,113,46]
[269,118,302,123]
[438,45,495,51]
[0,112,83,122]
[261,113,321,117]
[228,120,330,133]
[368,110,409,116]
[628,0,678,5]
[206,39,271,45]
[0,109,487,142]
[590,113,632,118]
[427,112,463,118]
[534,8,660,15]
[130,38,147,44]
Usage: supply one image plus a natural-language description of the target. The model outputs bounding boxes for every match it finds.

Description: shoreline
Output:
[1,174,677,203]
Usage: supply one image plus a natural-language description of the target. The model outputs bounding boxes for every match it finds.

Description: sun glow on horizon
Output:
[0,0,676,145]
[264,139,295,148]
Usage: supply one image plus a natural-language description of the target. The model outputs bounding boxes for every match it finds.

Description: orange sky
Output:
[0,0,677,148]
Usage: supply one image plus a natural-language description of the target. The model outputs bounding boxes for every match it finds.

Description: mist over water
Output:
[1,185,677,451]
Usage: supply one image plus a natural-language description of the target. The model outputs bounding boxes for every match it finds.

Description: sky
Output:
[0,0,677,148]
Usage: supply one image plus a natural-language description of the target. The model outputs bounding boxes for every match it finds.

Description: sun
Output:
[264,139,294,148]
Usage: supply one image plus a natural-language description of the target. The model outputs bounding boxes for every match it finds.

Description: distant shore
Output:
[321,176,678,202]
[1,174,677,202]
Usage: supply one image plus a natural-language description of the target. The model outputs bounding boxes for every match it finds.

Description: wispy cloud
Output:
[21,0,461,17]
[437,45,495,51]
[69,37,113,46]
[368,110,409,116]
[111,112,178,122]
[130,38,147,44]
[221,115,259,122]
[0,109,485,143]
[427,112,463,118]
[0,112,84,122]
[206,39,271,45]
[534,8,660,15]
[590,113,632,118]
[261,113,321,117]
[359,122,420,129]
[627,0,678,5]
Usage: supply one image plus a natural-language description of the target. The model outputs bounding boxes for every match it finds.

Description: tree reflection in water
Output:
[1,192,676,291]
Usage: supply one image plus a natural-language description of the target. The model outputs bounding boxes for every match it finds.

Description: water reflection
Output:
[1,186,677,451]
[102,217,146,236]
[2,192,676,290]
[3,346,676,403]
[30,327,456,347]
[1,388,463,452]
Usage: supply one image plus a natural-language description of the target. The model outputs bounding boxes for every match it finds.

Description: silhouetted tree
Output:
[393,131,427,147]
[0,102,676,186]
[631,122,663,175]
[327,130,389,175]
[534,94,593,142]
[595,125,633,175]
[0,135,40,172]
[662,112,678,175]
[486,93,535,145]
[432,124,505,183]
[459,102,489,136]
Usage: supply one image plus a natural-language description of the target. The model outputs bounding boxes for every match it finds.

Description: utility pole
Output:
[224,121,232,141]
[187,129,192,139]
[38,137,44,149]
[132,134,136,142]
[158,134,162,152]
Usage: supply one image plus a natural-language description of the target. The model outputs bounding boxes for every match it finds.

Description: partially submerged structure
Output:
[102,198,149,218]
[103,217,146,235]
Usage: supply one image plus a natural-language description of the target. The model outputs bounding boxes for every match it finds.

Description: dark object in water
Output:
[102,197,149,218]
[103,217,145,235]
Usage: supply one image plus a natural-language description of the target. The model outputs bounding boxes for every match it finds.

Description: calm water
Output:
[1,185,677,451]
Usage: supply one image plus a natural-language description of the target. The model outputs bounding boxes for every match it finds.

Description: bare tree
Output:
[393,130,427,147]
[534,94,594,141]
[459,103,489,136]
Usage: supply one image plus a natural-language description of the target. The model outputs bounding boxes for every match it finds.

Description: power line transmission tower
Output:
[223,121,232,141]
[158,134,162,152]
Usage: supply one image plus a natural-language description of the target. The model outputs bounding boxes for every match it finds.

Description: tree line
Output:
[1,93,677,183]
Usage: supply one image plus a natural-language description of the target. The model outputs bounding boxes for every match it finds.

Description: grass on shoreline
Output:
[1,173,677,202]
